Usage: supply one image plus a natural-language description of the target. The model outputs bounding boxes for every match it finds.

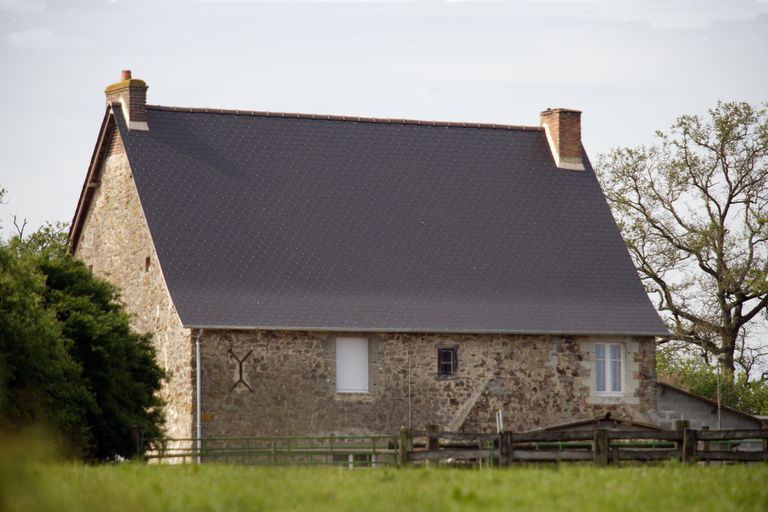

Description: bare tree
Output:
[596,101,768,376]
[12,214,27,239]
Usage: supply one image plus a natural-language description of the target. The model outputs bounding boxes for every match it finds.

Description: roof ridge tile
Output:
[145,104,543,132]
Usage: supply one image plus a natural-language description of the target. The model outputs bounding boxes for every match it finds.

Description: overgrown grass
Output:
[2,435,767,511]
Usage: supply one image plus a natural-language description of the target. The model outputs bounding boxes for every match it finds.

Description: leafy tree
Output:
[597,101,768,377]
[33,244,166,460]
[0,244,93,452]
[1,218,165,460]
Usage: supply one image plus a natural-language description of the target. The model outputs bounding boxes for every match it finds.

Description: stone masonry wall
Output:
[200,330,657,436]
[74,145,193,439]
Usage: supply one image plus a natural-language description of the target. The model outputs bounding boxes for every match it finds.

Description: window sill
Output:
[334,392,375,402]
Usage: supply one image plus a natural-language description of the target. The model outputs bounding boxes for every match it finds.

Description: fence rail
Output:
[138,422,767,468]
[143,434,398,467]
[401,421,768,467]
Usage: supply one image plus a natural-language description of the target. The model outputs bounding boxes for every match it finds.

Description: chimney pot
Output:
[105,70,148,131]
[540,108,584,171]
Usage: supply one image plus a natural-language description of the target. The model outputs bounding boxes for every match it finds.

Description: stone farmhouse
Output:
[70,71,672,441]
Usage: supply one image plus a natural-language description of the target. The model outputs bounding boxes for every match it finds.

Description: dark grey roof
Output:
[113,105,668,336]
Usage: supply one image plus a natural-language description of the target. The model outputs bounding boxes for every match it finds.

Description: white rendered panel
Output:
[336,337,369,393]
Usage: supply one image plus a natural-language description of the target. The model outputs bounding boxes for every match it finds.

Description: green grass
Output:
[3,460,768,512]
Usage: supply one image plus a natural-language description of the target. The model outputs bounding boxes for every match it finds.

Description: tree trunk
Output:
[718,332,737,376]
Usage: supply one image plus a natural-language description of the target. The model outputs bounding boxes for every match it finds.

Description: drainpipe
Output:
[407,339,412,429]
[194,329,204,464]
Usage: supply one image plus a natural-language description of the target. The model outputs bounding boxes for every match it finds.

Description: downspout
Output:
[194,329,204,464]
[407,339,412,429]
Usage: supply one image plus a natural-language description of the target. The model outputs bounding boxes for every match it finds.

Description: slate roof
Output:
[110,104,668,335]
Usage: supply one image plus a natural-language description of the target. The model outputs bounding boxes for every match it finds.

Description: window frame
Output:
[436,346,458,378]
[594,342,624,396]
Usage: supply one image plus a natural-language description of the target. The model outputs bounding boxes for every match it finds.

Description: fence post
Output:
[131,426,142,461]
[610,445,620,466]
[682,428,698,464]
[427,426,439,452]
[700,426,710,465]
[593,428,609,467]
[270,440,276,466]
[498,433,508,466]
[506,433,514,466]
[675,420,690,461]
[762,420,768,453]
[398,428,410,468]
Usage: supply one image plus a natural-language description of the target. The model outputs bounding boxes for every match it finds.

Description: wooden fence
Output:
[139,423,767,468]
[401,423,768,467]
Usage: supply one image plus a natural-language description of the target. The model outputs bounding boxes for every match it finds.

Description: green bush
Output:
[0,224,165,460]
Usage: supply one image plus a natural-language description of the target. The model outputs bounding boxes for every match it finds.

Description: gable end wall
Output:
[73,137,193,439]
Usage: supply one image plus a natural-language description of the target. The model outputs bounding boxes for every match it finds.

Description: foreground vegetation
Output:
[0,214,164,460]
[2,438,767,512]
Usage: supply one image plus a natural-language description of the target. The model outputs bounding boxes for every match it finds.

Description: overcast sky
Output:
[0,0,767,232]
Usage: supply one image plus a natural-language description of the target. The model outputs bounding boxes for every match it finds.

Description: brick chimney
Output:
[105,70,148,131]
[539,108,584,171]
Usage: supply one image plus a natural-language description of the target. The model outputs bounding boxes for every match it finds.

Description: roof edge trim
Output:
[185,324,669,337]
[146,104,544,132]
[68,104,118,254]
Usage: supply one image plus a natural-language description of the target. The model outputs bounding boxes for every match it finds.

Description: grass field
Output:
[3,457,768,512]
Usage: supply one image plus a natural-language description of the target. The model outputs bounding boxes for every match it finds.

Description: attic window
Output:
[145,256,151,272]
[437,347,457,377]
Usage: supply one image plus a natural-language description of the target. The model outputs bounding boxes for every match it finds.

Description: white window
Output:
[336,337,369,393]
[595,343,623,394]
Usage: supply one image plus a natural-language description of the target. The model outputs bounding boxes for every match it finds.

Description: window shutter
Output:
[336,337,369,393]
[595,343,606,392]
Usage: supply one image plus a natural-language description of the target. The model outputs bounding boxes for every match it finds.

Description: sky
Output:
[0,0,767,232]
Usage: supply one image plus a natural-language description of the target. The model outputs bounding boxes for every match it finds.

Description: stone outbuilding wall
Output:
[656,383,761,430]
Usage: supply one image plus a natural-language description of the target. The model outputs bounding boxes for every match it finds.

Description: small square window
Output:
[437,347,457,377]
